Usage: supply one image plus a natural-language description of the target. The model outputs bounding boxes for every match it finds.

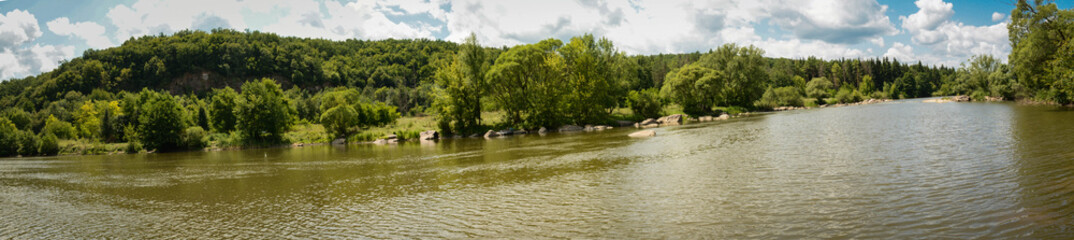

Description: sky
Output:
[0,0,1067,81]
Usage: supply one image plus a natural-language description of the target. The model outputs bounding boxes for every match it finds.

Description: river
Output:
[2,99,1073,238]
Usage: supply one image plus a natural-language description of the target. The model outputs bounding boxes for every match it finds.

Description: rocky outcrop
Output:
[558,125,584,132]
[984,96,1004,102]
[419,130,439,140]
[717,113,730,120]
[484,130,500,138]
[698,116,714,122]
[640,118,657,126]
[661,114,684,125]
[952,95,971,102]
[331,138,346,145]
[538,127,548,134]
[629,130,656,138]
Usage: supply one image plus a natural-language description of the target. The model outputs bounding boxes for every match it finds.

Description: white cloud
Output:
[47,18,114,49]
[768,0,899,45]
[898,0,1009,65]
[261,0,436,40]
[0,9,77,80]
[991,12,1005,22]
[900,0,954,33]
[0,9,41,49]
[106,0,248,41]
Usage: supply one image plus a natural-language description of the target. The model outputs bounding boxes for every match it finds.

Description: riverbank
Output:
[34,97,901,157]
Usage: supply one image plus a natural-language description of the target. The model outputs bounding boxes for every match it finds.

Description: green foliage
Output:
[137,90,186,152]
[806,77,834,103]
[3,108,31,130]
[180,126,208,150]
[38,133,59,156]
[433,33,487,134]
[16,130,40,156]
[320,104,360,138]
[75,100,124,141]
[0,117,17,157]
[209,87,239,133]
[1009,0,1074,103]
[43,115,77,139]
[486,38,567,128]
[236,78,293,144]
[660,64,721,115]
[754,86,804,109]
[834,88,863,104]
[939,55,1017,99]
[558,34,623,124]
[627,88,664,119]
[124,141,143,154]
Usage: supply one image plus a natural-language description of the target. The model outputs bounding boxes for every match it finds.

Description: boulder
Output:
[952,95,971,102]
[629,130,656,138]
[584,125,595,131]
[497,129,514,136]
[594,125,611,131]
[538,127,548,134]
[717,113,730,120]
[640,118,657,125]
[513,129,529,135]
[985,96,1004,102]
[484,130,500,138]
[616,120,634,127]
[419,130,439,140]
[663,114,684,125]
[468,133,481,138]
[558,125,584,132]
[331,138,346,145]
[641,123,660,129]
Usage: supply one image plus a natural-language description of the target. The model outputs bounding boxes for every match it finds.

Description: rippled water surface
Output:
[3,100,1074,238]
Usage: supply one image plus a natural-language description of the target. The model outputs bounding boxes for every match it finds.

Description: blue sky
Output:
[1,0,1067,80]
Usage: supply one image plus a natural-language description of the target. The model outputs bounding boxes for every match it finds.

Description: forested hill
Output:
[0,28,956,114]
[0,29,460,112]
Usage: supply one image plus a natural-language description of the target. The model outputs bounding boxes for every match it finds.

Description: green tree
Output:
[806,77,834,103]
[627,88,664,119]
[209,87,239,133]
[38,133,59,156]
[660,64,722,115]
[42,114,77,139]
[0,117,19,157]
[433,33,487,134]
[137,90,186,152]
[16,130,40,156]
[486,38,567,128]
[558,34,623,124]
[236,78,293,144]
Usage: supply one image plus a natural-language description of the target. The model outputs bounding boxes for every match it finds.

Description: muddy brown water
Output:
[2,99,1073,238]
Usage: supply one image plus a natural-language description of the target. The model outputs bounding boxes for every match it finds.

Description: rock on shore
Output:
[629,130,656,138]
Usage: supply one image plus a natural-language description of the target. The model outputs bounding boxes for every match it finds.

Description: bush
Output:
[38,133,60,156]
[180,126,208,150]
[627,89,664,119]
[834,88,863,104]
[3,108,31,130]
[124,141,143,154]
[16,130,39,156]
[0,117,18,157]
[754,86,804,109]
[806,77,834,102]
[43,115,77,139]
[320,104,359,138]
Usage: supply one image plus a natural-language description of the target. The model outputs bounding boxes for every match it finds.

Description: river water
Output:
[2,99,1073,238]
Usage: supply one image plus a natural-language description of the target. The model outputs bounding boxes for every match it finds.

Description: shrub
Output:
[180,126,208,150]
[627,88,664,119]
[834,88,863,104]
[38,133,60,156]
[16,130,39,156]
[0,117,18,157]
[43,115,77,139]
[754,86,804,109]
[806,77,834,103]
[209,87,238,133]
